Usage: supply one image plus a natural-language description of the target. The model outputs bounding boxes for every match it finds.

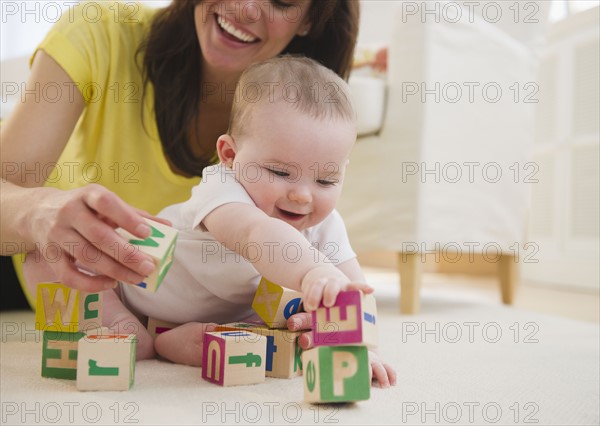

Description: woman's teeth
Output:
[217,16,257,43]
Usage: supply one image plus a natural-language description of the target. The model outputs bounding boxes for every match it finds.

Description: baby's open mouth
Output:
[277,208,306,221]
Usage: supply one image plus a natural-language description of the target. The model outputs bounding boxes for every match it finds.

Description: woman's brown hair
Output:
[138,0,359,177]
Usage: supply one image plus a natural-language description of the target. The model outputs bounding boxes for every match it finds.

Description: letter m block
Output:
[35,283,102,332]
[312,290,377,348]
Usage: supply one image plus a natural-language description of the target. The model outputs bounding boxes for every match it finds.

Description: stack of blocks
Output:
[303,290,378,403]
[36,218,178,391]
[201,277,303,386]
[36,282,136,391]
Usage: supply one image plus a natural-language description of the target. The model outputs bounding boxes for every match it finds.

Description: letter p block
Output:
[303,346,370,403]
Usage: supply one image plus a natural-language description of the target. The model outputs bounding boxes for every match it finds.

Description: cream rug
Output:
[1,271,598,425]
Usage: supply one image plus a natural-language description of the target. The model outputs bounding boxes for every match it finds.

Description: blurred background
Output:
[1,1,599,321]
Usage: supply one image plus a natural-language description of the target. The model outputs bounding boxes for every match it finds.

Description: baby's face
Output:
[232,102,356,231]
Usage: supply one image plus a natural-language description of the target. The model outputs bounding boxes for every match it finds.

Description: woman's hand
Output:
[287,312,397,388]
[24,184,163,292]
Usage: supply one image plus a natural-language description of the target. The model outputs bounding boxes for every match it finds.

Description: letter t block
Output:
[202,331,267,386]
[252,278,302,328]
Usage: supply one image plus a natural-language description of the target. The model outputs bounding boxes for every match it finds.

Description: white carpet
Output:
[1,273,599,425]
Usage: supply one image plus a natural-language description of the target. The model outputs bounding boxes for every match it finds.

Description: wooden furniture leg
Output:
[498,254,517,304]
[397,252,422,314]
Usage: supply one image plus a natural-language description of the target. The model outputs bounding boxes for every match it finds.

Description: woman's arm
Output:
[1,51,156,291]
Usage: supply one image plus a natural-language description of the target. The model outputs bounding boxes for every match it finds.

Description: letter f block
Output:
[252,277,302,328]
[202,331,267,386]
[312,290,377,348]
[303,346,370,403]
[35,283,103,332]
[76,334,137,391]
[115,218,178,292]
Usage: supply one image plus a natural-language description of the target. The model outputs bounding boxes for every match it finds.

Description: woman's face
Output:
[195,0,312,77]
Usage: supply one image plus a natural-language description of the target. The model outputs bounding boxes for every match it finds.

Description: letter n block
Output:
[312,290,377,348]
[115,218,178,292]
[35,283,103,332]
[303,346,370,403]
[216,323,302,378]
[41,330,85,380]
[76,334,137,391]
[202,331,266,386]
[252,278,302,328]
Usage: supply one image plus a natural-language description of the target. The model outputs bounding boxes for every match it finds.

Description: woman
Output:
[0,0,359,301]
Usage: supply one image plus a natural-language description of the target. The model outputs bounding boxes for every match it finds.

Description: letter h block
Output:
[303,346,370,403]
[312,290,377,348]
[35,282,103,332]
[216,323,303,378]
[41,330,86,380]
[202,331,266,386]
[76,334,137,391]
[115,218,178,292]
[252,277,302,328]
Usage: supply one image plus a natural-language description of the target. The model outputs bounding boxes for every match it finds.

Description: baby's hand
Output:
[288,313,396,388]
[301,265,373,311]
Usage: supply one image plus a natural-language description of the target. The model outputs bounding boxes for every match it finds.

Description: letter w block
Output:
[115,218,178,292]
[35,283,103,332]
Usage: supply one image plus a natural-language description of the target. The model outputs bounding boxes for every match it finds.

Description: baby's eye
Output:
[266,168,289,177]
[317,179,337,186]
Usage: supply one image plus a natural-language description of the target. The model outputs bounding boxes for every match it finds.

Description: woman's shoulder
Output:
[51,1,159,42]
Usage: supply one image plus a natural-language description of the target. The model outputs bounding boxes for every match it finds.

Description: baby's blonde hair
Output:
[228,56,356,137]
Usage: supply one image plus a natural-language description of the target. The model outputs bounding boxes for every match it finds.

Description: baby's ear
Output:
[216,134,237,167]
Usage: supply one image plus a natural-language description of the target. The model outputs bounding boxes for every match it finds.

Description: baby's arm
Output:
[203,202,371,310]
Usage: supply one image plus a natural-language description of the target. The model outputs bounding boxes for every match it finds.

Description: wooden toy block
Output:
[252,278,302,328]
[41,330,85,380]
[311,290,377,348]
[115,218,178,292]
[216,323,302,378]
[76,334,137,391]
[35,283,103,333]
[202,331,266,386]
[146,317,179,340]
[303,346,370,403]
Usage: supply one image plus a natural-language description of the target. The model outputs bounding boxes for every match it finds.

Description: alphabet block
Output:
[312,290,377,348]
[115,218,178,292]
[216,323,302,378]
[202,331,266,386]
[35,283,103,332]
[146,317,179,340]
[252,278,302,328]
[303,346,370,403]
[76,334,137,391]
[41,330,86,380]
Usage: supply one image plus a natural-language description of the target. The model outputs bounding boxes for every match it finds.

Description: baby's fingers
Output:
[346,282,374,294]
[371,361,392,388]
